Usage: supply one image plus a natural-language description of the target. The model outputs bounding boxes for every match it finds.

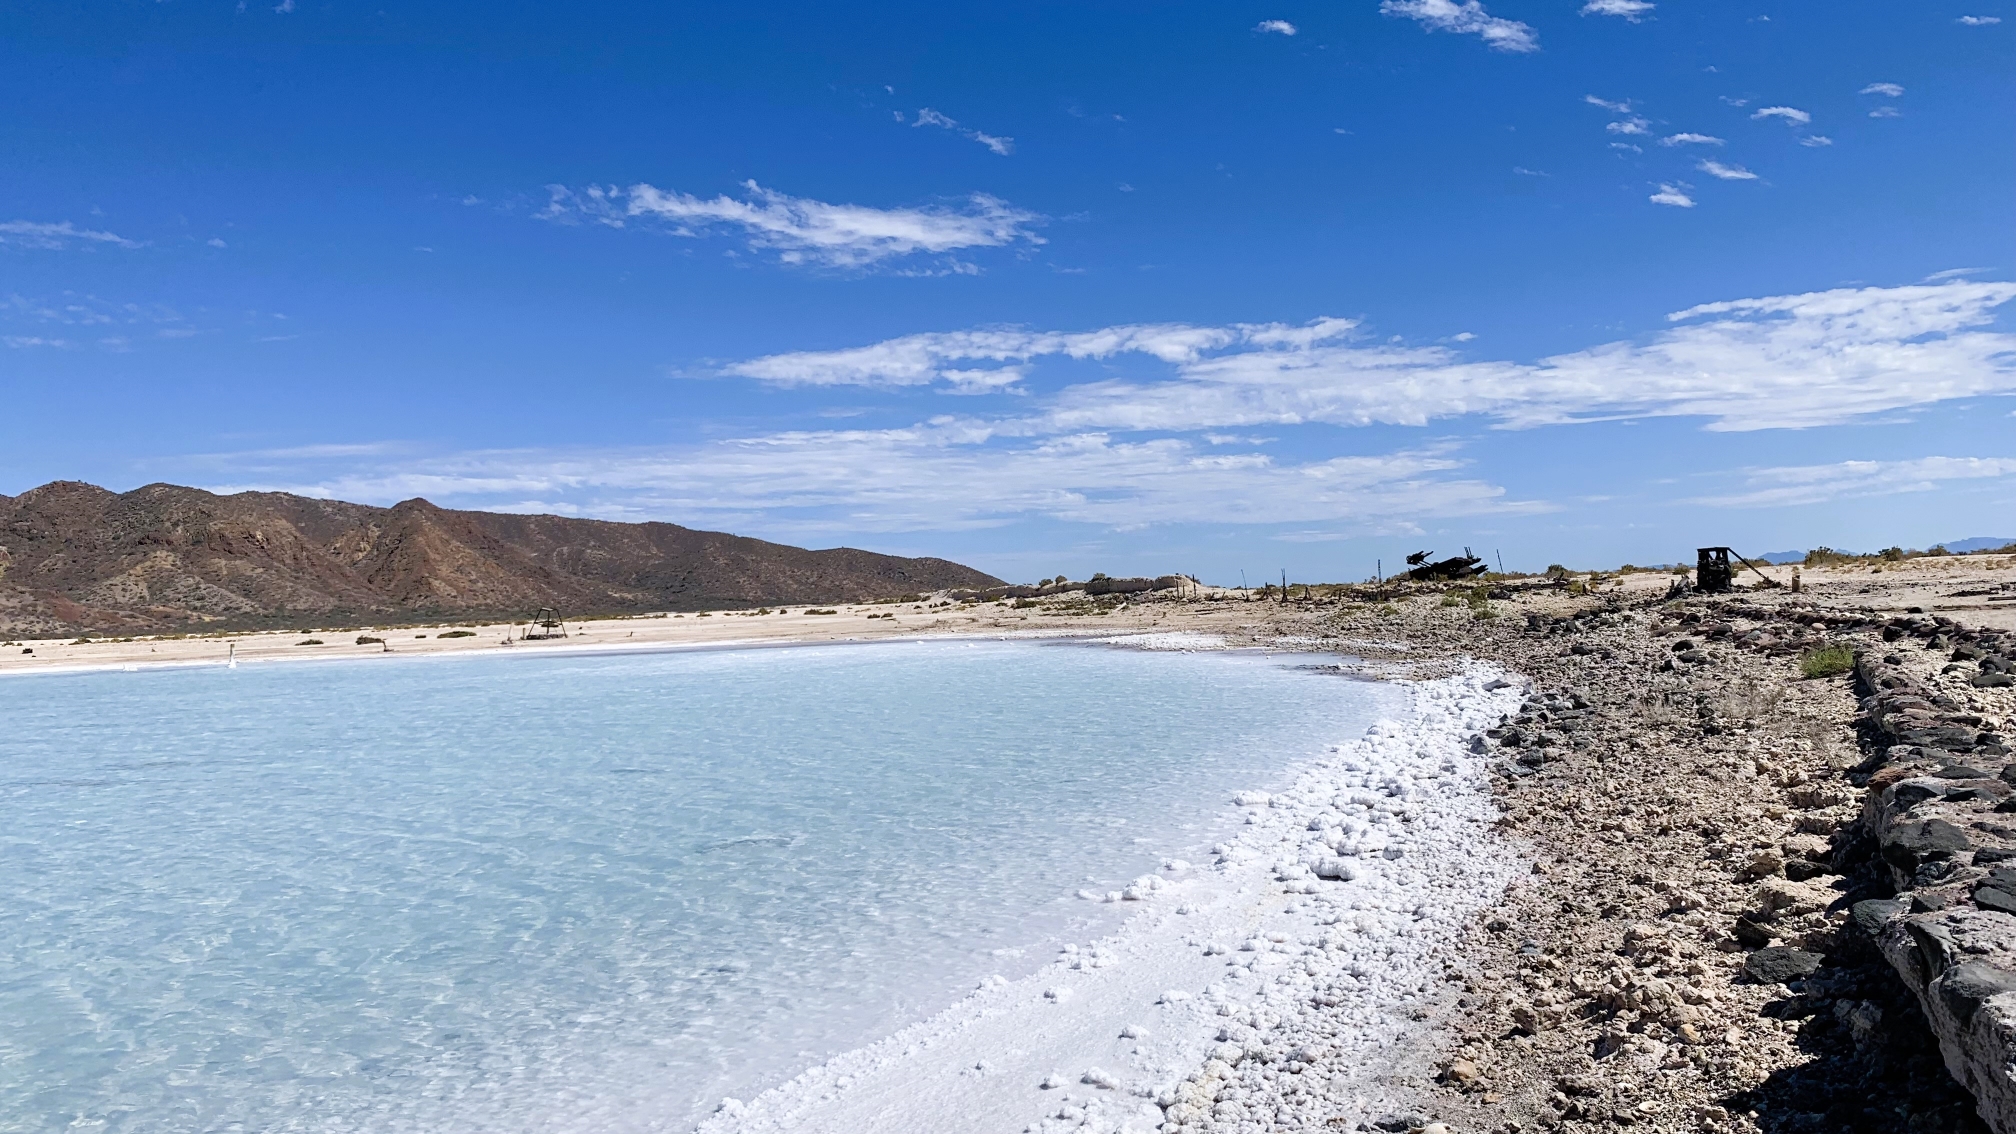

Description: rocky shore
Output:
[1234,559,2016,1134]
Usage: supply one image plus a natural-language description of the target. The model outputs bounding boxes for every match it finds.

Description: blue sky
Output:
[2,1,2011,582]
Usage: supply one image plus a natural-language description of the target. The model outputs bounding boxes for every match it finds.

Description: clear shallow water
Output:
[0,638,1402,1133]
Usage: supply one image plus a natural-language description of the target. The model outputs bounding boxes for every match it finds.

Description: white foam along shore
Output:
[694,664,1529,1134]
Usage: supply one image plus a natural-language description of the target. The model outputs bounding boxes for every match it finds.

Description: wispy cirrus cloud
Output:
[1580,0,1654,20]
[727,282,2016,434]
[1859,82,1904,97]
[1660,132,1724,146]
[539,180,1042,271]
[1380,0,1538,53]
[902,108,1014,156]
[1689,456,2016,508]
[181,282,2016,538]
[1958,15,2002,25]
[200,431,1533,535]
[0,220,140,250]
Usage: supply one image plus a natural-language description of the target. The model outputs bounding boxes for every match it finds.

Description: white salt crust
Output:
[1089,633,1231,652]
[694,665,1528,1134]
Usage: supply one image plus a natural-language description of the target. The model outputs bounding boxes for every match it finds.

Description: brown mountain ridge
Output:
[0,481,1002,636]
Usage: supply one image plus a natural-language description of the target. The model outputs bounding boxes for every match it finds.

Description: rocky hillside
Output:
[0,481,1001,635]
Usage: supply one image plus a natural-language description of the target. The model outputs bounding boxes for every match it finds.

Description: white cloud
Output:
[1798,135,1834,147]
[1751,106,1811,125]
[1255,19,1298,35]
[1868,106,1902,119]
[1925,267,1991,282]
[3,335,73,348]
[1660,132,1724,146]
[1649,183,1696,207]
[1606,117,1651,135]
[1859,82,1904,97]
[1585,95,1632,113]
[730,282,2016,435]
[204,432,1534,535]
[1580,0,1654,19]
[1958,15,2002,25]
[191,282,2016,537]
[0,220,139,250]
[541,181,1041,270]
[1690,457,2016,508]
[728,323,1256,389]
[206,237,227,248]
[1380,0,1539,52]
[910,107,1015,155]
[1609,142,1643,153]
[1697,159,1759,180]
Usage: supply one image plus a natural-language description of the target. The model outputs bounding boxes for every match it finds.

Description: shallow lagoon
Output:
[0,638,1401,1132]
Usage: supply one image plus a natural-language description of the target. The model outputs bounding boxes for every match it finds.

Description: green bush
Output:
[355,636,385,646]
[1800,643,1856,679]
[438,630,476,639]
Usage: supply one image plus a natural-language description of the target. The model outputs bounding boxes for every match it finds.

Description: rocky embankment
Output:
[1843,615,2016,1132]
[1257,581,2016,1134]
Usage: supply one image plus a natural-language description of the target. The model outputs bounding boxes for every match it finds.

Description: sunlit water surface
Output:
[0,638,1402,1132]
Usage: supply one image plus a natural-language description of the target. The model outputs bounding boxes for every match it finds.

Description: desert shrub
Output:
[1439,593,1463,607]
[439,630,476,639]
[806,609,838,615]
[1544,564,1568,578]
[298,639,325,646]
[355,636,385,646]
[1800,643,1856,679]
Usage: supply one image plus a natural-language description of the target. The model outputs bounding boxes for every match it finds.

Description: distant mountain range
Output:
[1752,537,2016,564]
[0,481,1001,637]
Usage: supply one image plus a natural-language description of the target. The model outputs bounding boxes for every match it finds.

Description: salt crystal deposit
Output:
[696,665,1526,1134]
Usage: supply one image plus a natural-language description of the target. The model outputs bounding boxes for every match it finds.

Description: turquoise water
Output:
[0,638,1401,1133]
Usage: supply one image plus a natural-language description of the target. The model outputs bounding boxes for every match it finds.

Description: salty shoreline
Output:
[7,596,1531,1134]
[695,664,1528,1134]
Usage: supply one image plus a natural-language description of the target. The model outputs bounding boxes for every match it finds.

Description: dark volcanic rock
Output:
[1744,947,1825,984]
